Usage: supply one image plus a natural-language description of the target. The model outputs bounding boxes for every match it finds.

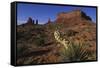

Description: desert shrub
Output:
[17,44,28,58]
[17,31,32,41]
[47,23,64,31]
[33,32,46,46]
[34,37,45,46]
[66,30,78,37]
[17,32,24,40]
[59,40,95,62]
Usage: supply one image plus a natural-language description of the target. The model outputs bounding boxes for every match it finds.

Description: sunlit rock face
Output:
[55,10,92,25]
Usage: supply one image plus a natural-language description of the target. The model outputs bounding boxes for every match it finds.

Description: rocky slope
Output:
[17,10,96,65]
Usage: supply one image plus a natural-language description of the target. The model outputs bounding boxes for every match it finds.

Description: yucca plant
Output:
[60,40,91,62]
[54,30,95,62]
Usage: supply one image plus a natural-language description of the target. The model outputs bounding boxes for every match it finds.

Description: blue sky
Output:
[17,3,97,25]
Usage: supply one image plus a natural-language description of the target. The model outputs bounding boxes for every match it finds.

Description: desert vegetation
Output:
[16,10,97,65]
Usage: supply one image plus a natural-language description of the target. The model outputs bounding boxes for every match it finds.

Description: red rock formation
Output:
[47,18,51,24]
[55,10,92,25]
[36,19,38,25]
[26,17,34,25]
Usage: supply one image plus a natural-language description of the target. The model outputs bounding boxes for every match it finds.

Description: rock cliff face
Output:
[55,10,92,25]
